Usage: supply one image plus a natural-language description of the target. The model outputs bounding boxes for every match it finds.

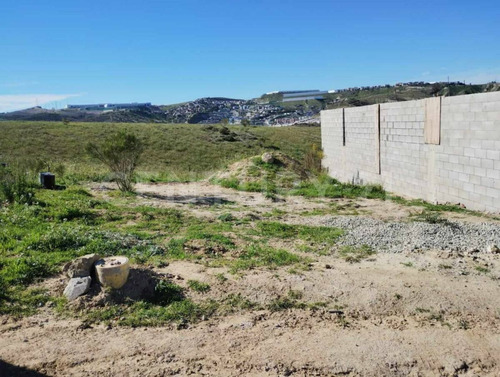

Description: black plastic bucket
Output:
[39,172,56,189]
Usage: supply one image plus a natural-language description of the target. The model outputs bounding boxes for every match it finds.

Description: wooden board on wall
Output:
[375,104,381,174]
[424,97,441,145]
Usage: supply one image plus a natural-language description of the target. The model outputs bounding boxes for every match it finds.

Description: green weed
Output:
[338,245,376,263]
[230,244,305,273]
[187,280,211,293]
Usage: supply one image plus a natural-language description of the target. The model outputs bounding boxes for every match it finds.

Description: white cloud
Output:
[2,81,40,88]
[0,93,81,113]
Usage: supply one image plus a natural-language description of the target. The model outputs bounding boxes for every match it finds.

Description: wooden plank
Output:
[424,97,441,145]
[375,104,381,174]
[342,108,346,146]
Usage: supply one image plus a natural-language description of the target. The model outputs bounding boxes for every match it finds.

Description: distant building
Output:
[282,90,327,102]
[66,102,151,111]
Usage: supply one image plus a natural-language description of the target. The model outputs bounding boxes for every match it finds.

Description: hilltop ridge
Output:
[1,81,498,125]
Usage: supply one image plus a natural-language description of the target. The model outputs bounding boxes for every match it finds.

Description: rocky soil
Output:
[323,216,500,253]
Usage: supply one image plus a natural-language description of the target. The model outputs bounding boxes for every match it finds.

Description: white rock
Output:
[261,152,274,164]
[487,244,500,254]
[63,277,91,301]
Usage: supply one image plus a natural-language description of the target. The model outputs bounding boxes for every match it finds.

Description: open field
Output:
[1,181,499,376]
[0,121,320,181]
[1,121,500,376]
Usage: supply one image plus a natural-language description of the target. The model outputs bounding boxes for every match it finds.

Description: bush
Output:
[0,165,36,205]
[303,144,324,174]
[86,131,144,192]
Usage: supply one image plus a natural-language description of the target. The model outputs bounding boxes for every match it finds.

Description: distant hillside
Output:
[321,82,500,109]
[0,105,172,123]
[1,82,498,125]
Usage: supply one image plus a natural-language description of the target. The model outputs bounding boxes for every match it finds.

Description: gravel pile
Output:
[323,216,500,253]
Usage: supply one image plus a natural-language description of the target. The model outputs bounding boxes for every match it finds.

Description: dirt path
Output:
[2,182,499,376]
[94,181,498,224]
[2,251,499,376]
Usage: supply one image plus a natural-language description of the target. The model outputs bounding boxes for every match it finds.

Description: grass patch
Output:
[255,221,343,243]
[217,293,257,314]
[289,174,386,200]
[230,244,306,273]
[215,273,228,283]
[151,280,184,305]
[338,245,376,263]
[475,266,490,274]
[85,299,213,327]
[187,280,211,293]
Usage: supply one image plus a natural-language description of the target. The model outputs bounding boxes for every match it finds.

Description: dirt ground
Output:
[1,182,499,376]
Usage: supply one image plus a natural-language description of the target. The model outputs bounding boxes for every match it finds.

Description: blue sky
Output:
[1,0,499,111]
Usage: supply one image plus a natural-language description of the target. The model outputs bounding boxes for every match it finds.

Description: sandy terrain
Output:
[1,182,499,376]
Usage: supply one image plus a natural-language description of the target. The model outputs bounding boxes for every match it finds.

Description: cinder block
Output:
[469,175,481,185]
[486,150,500,160]
[487,187,500,199]
[481,159,494,170]
[486,169,500,180]
[463,148,475,157]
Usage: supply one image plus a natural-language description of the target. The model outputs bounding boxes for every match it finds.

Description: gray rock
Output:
[261,152,274,164]
[63,277,91,301]
[64,253,101,278]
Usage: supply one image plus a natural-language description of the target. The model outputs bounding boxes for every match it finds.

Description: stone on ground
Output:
[64,253,101,278]
[488,244,500,254]
[63,277,92,301]
[261,152,274,164]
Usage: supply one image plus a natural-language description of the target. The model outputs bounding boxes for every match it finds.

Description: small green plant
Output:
[215,273,228,283]
[394,293,402,300]
[287,289,303,300]
[187,280,211,293]
[267,296,302,312]
[0,165,36,205]
[458,319,470,330]
[412,210,451,225]
[218,213,235,222]
[401,261,414,267]
[218,293,256,314]
[338,245,376,263]
[152,280,184,305]
[475,266,490,274]
[303,143,324,175]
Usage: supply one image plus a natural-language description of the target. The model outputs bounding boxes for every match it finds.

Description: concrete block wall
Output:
[321,91,500,212]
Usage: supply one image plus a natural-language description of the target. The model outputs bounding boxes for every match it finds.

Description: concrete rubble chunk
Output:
[261,152,274,164]
[64,253,101,278]
[63,277,91,301]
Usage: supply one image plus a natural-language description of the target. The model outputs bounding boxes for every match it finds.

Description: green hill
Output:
[0,121,320,182]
